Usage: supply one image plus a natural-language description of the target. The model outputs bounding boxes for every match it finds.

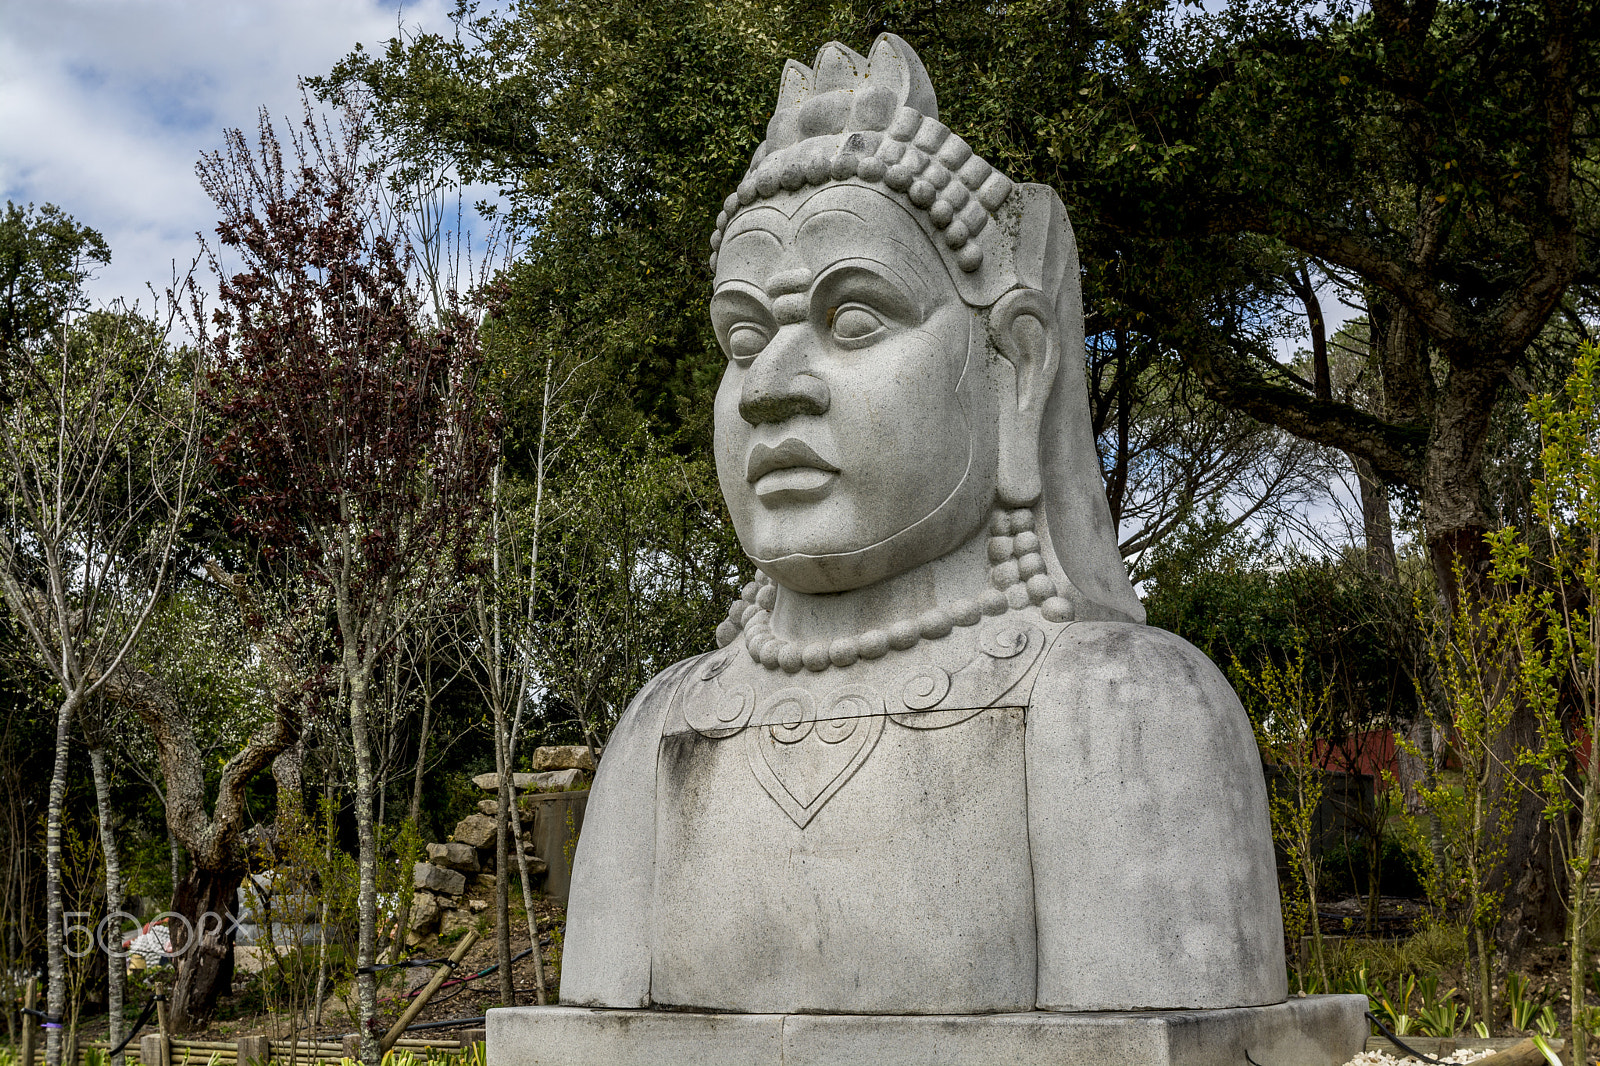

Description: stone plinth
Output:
[487,996,1369,1066]
[520,789,588,901]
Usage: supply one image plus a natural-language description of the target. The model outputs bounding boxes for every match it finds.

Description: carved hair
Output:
[714,34,1144,625]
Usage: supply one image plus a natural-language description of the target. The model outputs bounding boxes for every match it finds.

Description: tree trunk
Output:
[506,706,546,1005]
[408,683,433,826]
[1425,363,1565,963]
[488,592,513,1006]
[349,664,380,1066]
[312,781,334,1030]
[1351,455,1397,580]
[166,863,245,1033]
[44,691,80,1066]
[1393,717,1429,816]
[169,833,183,907]
[273,736,305,841]
[89,748,127,1066]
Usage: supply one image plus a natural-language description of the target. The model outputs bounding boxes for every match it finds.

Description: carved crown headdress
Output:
[709,34,1029,305]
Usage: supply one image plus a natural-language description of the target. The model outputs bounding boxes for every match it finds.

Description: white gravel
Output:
[1342,1051,1498,1065]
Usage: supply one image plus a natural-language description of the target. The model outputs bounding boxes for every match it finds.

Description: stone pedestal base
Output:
[487,995,1368,1066]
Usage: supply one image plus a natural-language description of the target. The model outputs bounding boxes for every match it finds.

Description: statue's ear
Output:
[988,287,1060,508]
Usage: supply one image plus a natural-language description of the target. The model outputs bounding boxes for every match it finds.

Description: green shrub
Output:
[1318,834,1426,899]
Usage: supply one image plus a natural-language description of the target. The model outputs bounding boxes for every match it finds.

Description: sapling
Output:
[1484,340,1600,1065]
[1414,577,1529,1033]
[1236,638,1330,991]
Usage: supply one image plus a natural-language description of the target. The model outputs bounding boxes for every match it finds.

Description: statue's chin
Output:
[746,474,991,595]
[749,544,907,595]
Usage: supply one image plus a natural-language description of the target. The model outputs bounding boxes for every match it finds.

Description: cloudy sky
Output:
[0,0,477,308]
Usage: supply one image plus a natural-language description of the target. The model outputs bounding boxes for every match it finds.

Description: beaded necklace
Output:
[714,507,1074,674]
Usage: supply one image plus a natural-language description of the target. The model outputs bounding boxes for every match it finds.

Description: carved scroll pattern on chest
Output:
[673,619,1047,827]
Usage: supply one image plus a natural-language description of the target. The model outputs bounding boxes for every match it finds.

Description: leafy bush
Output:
[1318,834,1426,899]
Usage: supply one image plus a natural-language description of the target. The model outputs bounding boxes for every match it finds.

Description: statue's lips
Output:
[747,439,840,501]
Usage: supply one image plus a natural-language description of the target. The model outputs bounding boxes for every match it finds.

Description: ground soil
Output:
[1318,894,1429,938]
[75,895,568,1046]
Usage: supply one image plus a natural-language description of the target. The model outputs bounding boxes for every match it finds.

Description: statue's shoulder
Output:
[562,651,710,1008]
[607,651,713,752]
[1025,621,1285,1010]
[1036,620,1234,700]
[1030,620,1253,760]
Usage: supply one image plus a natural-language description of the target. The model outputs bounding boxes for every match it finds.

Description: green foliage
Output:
[1318,833,1425,900]
[315,0,841,443]
[1316,928,1470,1035]
[531,427,741,745]
[1145,516,1421,733]
[328,1043,486,1066]
[245,797,355,1037]
[0,200,110,355]
[1460,339,1600,1061]
[1408,568,1534,1028]
[1500,974,1560,1041]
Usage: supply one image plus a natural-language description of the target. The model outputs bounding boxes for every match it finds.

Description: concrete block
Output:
[139,1034,166,1066]
[413,862,466,896]
[520,790,587,901]
[489,1007,782,1066]
[486,998,1368,1066]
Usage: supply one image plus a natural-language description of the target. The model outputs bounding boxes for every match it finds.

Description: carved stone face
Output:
[712,182,1000,594]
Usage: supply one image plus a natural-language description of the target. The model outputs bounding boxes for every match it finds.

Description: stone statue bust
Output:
[559,34,1287,1017]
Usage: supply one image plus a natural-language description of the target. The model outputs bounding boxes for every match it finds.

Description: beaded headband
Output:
[709,34,1021,305]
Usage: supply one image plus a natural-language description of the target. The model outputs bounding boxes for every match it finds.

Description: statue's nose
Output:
[738,327,831,426]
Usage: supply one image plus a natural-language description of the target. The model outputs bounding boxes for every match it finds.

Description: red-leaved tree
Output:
[192,94,497,1057]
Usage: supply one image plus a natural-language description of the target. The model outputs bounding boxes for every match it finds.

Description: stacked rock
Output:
[406,746,598,939]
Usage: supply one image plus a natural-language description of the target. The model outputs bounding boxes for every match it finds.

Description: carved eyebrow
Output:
[710,283,774,319]
[813,260,929,321]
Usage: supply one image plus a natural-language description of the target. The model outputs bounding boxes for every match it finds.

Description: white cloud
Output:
[0,0,468,309]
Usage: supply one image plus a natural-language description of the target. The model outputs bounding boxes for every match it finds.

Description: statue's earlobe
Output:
[988,288,1061,508]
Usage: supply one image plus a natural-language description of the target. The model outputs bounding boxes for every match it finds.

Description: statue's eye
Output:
[830,304,885,346]
[728,325,769,363]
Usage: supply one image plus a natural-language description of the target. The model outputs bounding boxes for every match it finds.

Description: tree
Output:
[1473,342,1600,1062]
[0,288,204,1065]
[0,202,109,360]
[100,563,319,1030]
[313,0,838,446]
[196,95,496,1065]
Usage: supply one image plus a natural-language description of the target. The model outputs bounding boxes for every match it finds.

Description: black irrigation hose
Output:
[108,995,165,1057]
[357,956,459,975]
[406,948,534,998]
[402,1016,486,1033]
[1365,1010,1450,1065]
